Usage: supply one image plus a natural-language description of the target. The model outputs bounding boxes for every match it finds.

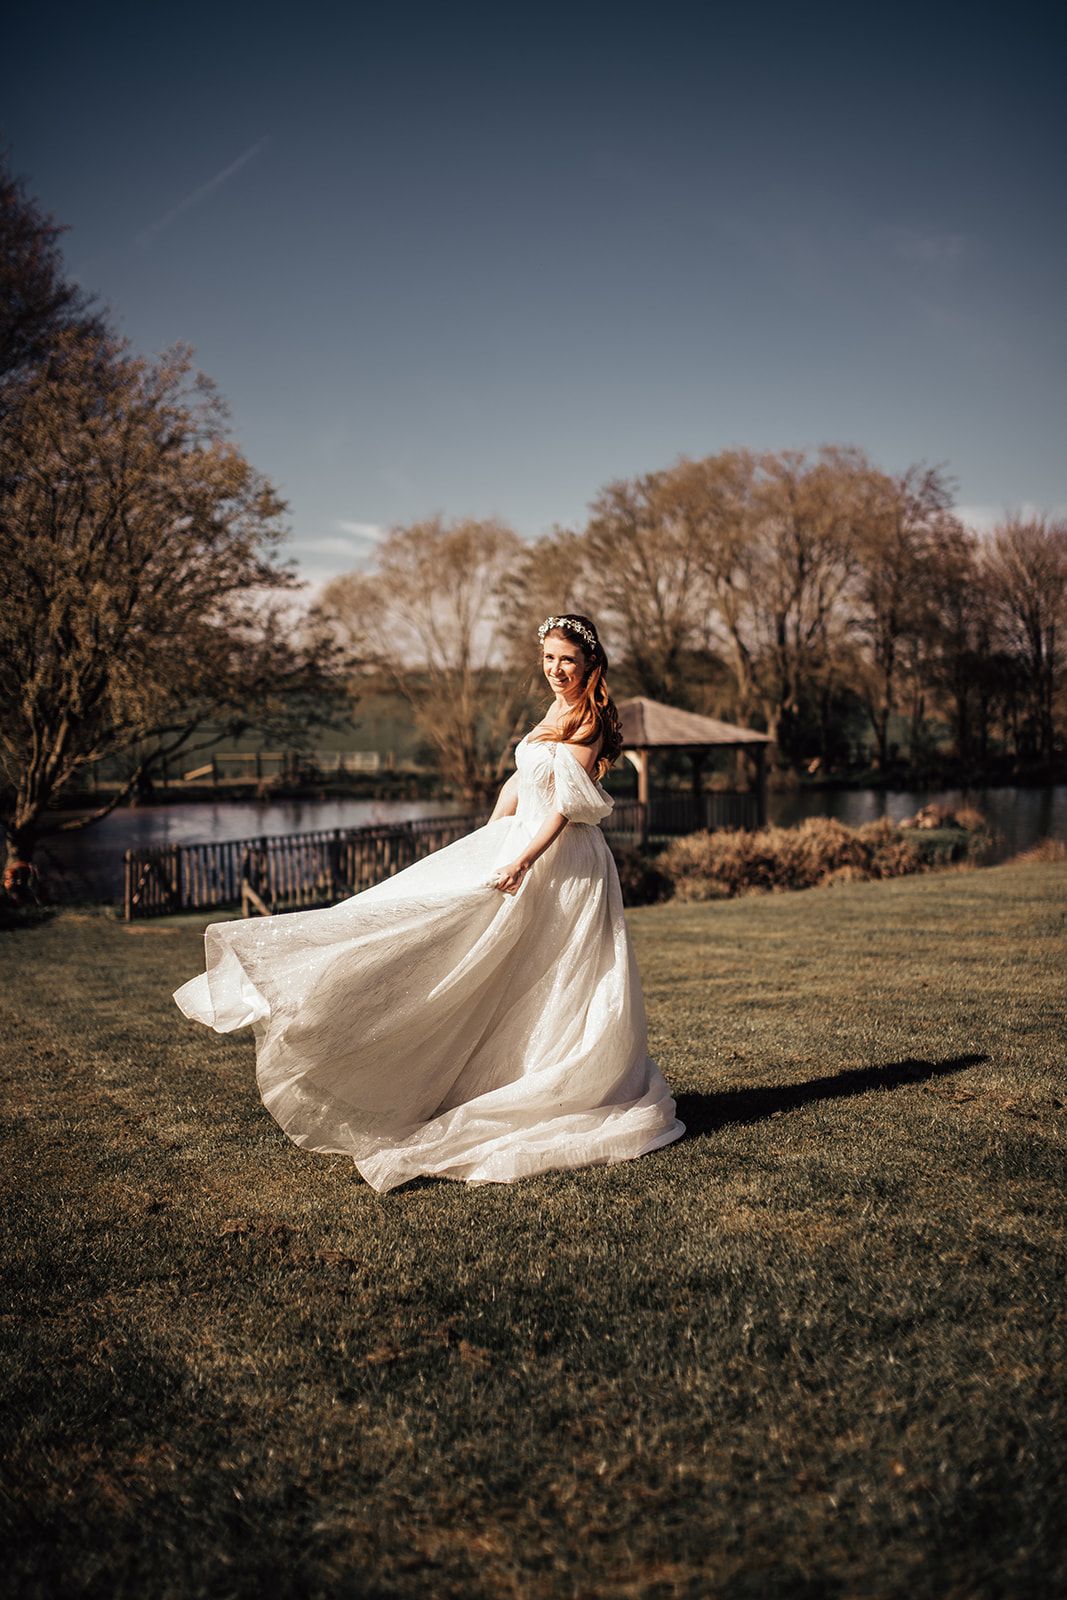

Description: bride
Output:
[173,614,685,1192]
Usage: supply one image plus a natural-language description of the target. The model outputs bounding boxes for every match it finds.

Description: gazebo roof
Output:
[617,696,772,750]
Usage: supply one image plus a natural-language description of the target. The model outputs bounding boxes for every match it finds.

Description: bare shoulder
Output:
[560,733,602,775]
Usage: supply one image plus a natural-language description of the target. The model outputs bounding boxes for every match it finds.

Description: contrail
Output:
[136,136,270,247]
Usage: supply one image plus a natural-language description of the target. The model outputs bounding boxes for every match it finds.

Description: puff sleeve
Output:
[552,743,615,825]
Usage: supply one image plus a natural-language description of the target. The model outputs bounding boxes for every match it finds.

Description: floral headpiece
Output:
[538,615,598,653]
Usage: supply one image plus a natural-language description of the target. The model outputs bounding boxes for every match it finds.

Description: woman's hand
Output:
[492,857,530,895]
[492,810,570,894]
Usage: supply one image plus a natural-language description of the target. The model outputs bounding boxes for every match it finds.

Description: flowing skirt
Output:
[174,813,684,1192]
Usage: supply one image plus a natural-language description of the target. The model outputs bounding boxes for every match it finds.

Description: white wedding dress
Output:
[173,731,684,1192]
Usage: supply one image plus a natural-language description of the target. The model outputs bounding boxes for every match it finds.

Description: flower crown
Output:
[538,615,598,653]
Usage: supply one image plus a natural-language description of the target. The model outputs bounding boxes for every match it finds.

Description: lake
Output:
[30,784,1067,904]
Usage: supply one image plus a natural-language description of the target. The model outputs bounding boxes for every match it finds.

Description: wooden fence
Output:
[122,791,761,920]
[652,790,762,837]
[123,814,484,921]
[601,791,761,846]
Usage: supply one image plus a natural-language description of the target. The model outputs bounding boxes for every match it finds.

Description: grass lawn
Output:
[2,862,1065,1599]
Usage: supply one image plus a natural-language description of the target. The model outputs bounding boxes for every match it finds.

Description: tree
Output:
[919,523,986,766]
[669,449,764,720]
[749,448,869,760]
[849,463,959,769]
[985,515,1067,762]
[0,155,102,396]
[582,469,709,705]
[0,331,344,872]
[322,516,529,796]
[501,526,593,646]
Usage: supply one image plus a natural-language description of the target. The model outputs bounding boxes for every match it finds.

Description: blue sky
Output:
[4,0,1065,588]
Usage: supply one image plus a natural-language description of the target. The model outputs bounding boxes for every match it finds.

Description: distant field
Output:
[1,863,1064,1598]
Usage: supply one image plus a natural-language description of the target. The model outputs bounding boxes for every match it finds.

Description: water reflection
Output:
[33,785,1067,902]
[766,785,1067,862]
[38,796,472,901]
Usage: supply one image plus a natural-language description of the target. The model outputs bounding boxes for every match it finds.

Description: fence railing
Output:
[595,792,761,847]
[122,791,761,919]
[123,814,484,921]
[650,790,762,837]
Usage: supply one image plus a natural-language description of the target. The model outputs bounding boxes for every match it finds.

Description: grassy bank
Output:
[2,864,1065,1598]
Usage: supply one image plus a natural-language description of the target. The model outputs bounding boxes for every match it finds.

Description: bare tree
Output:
[322,516,529,796]
[0,332,344,872]
[582,469,708,704]
[576,446,877,756]
[985,514,1067,761]
[664,449,765,719]
[850,464,959,768]
[0,155,103,396]
[501,526,593,643]
[750,448,868,756]
[918,522,989,765]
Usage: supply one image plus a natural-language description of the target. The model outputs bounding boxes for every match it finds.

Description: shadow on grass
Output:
[388,1059,990,1195]
[676,1054,989,1138]
[0,903,57,932]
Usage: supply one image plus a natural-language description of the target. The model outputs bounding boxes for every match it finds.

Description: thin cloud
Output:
[301,537,372,559]
[334,520,386,543]
[883,226,971,267]
[136,136,270,248]
[957,501,1067,535]
[954,503,1001,534]
[289,523,386,576]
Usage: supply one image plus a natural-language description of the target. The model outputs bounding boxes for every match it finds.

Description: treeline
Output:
[324,454,1066,786]
[2,152,1063,877]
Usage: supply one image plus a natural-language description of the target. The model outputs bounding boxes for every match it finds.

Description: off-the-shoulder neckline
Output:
[519,731,605,782]
[521,726,599,751]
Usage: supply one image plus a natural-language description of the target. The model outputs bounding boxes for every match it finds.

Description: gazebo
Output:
[615,696,773,842]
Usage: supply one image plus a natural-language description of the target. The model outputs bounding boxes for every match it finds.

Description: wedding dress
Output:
[173,730,685,1192]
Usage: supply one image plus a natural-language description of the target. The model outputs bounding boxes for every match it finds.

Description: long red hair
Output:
[530,615,623,782]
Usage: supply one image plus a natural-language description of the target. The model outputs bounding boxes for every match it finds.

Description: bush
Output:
[907,825,996,868]
[952,804,988,833]
[899,801,989,832]
[609,845,673,907]
[1010,837,1067,864]
[654,816,925,902]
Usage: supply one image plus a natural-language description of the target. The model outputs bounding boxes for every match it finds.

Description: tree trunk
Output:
[4,823,39,869]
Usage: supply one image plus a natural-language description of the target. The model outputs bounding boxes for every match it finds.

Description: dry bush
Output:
[656,817,924,901]
[952,804,988,833]
[901,802,990,833]
[1009,838,1067,864]
[609,846,674,907]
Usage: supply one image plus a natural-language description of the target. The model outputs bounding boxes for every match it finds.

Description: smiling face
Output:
[542,629,589,701]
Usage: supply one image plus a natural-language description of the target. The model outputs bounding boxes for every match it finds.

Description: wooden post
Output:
[752,745,767,827]
[623,748,650,845]
[623,748,650,835]
[690,751,705,832]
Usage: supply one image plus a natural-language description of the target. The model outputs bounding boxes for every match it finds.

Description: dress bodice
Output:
[514,732,614,828]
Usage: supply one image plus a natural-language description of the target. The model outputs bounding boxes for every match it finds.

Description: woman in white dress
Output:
[173,614,684,1192]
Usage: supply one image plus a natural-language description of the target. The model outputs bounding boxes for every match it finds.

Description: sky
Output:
[4,0,1065,591]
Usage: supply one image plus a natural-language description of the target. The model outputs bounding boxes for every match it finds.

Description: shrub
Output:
[1009,837,1067,864]
[609,845,674,907]
[907,825,996,868]
[900,802,989,833]
[952,804,988,833]
[655,816,925,902]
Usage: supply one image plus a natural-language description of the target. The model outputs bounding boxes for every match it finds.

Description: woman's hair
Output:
[530,614,623,782]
